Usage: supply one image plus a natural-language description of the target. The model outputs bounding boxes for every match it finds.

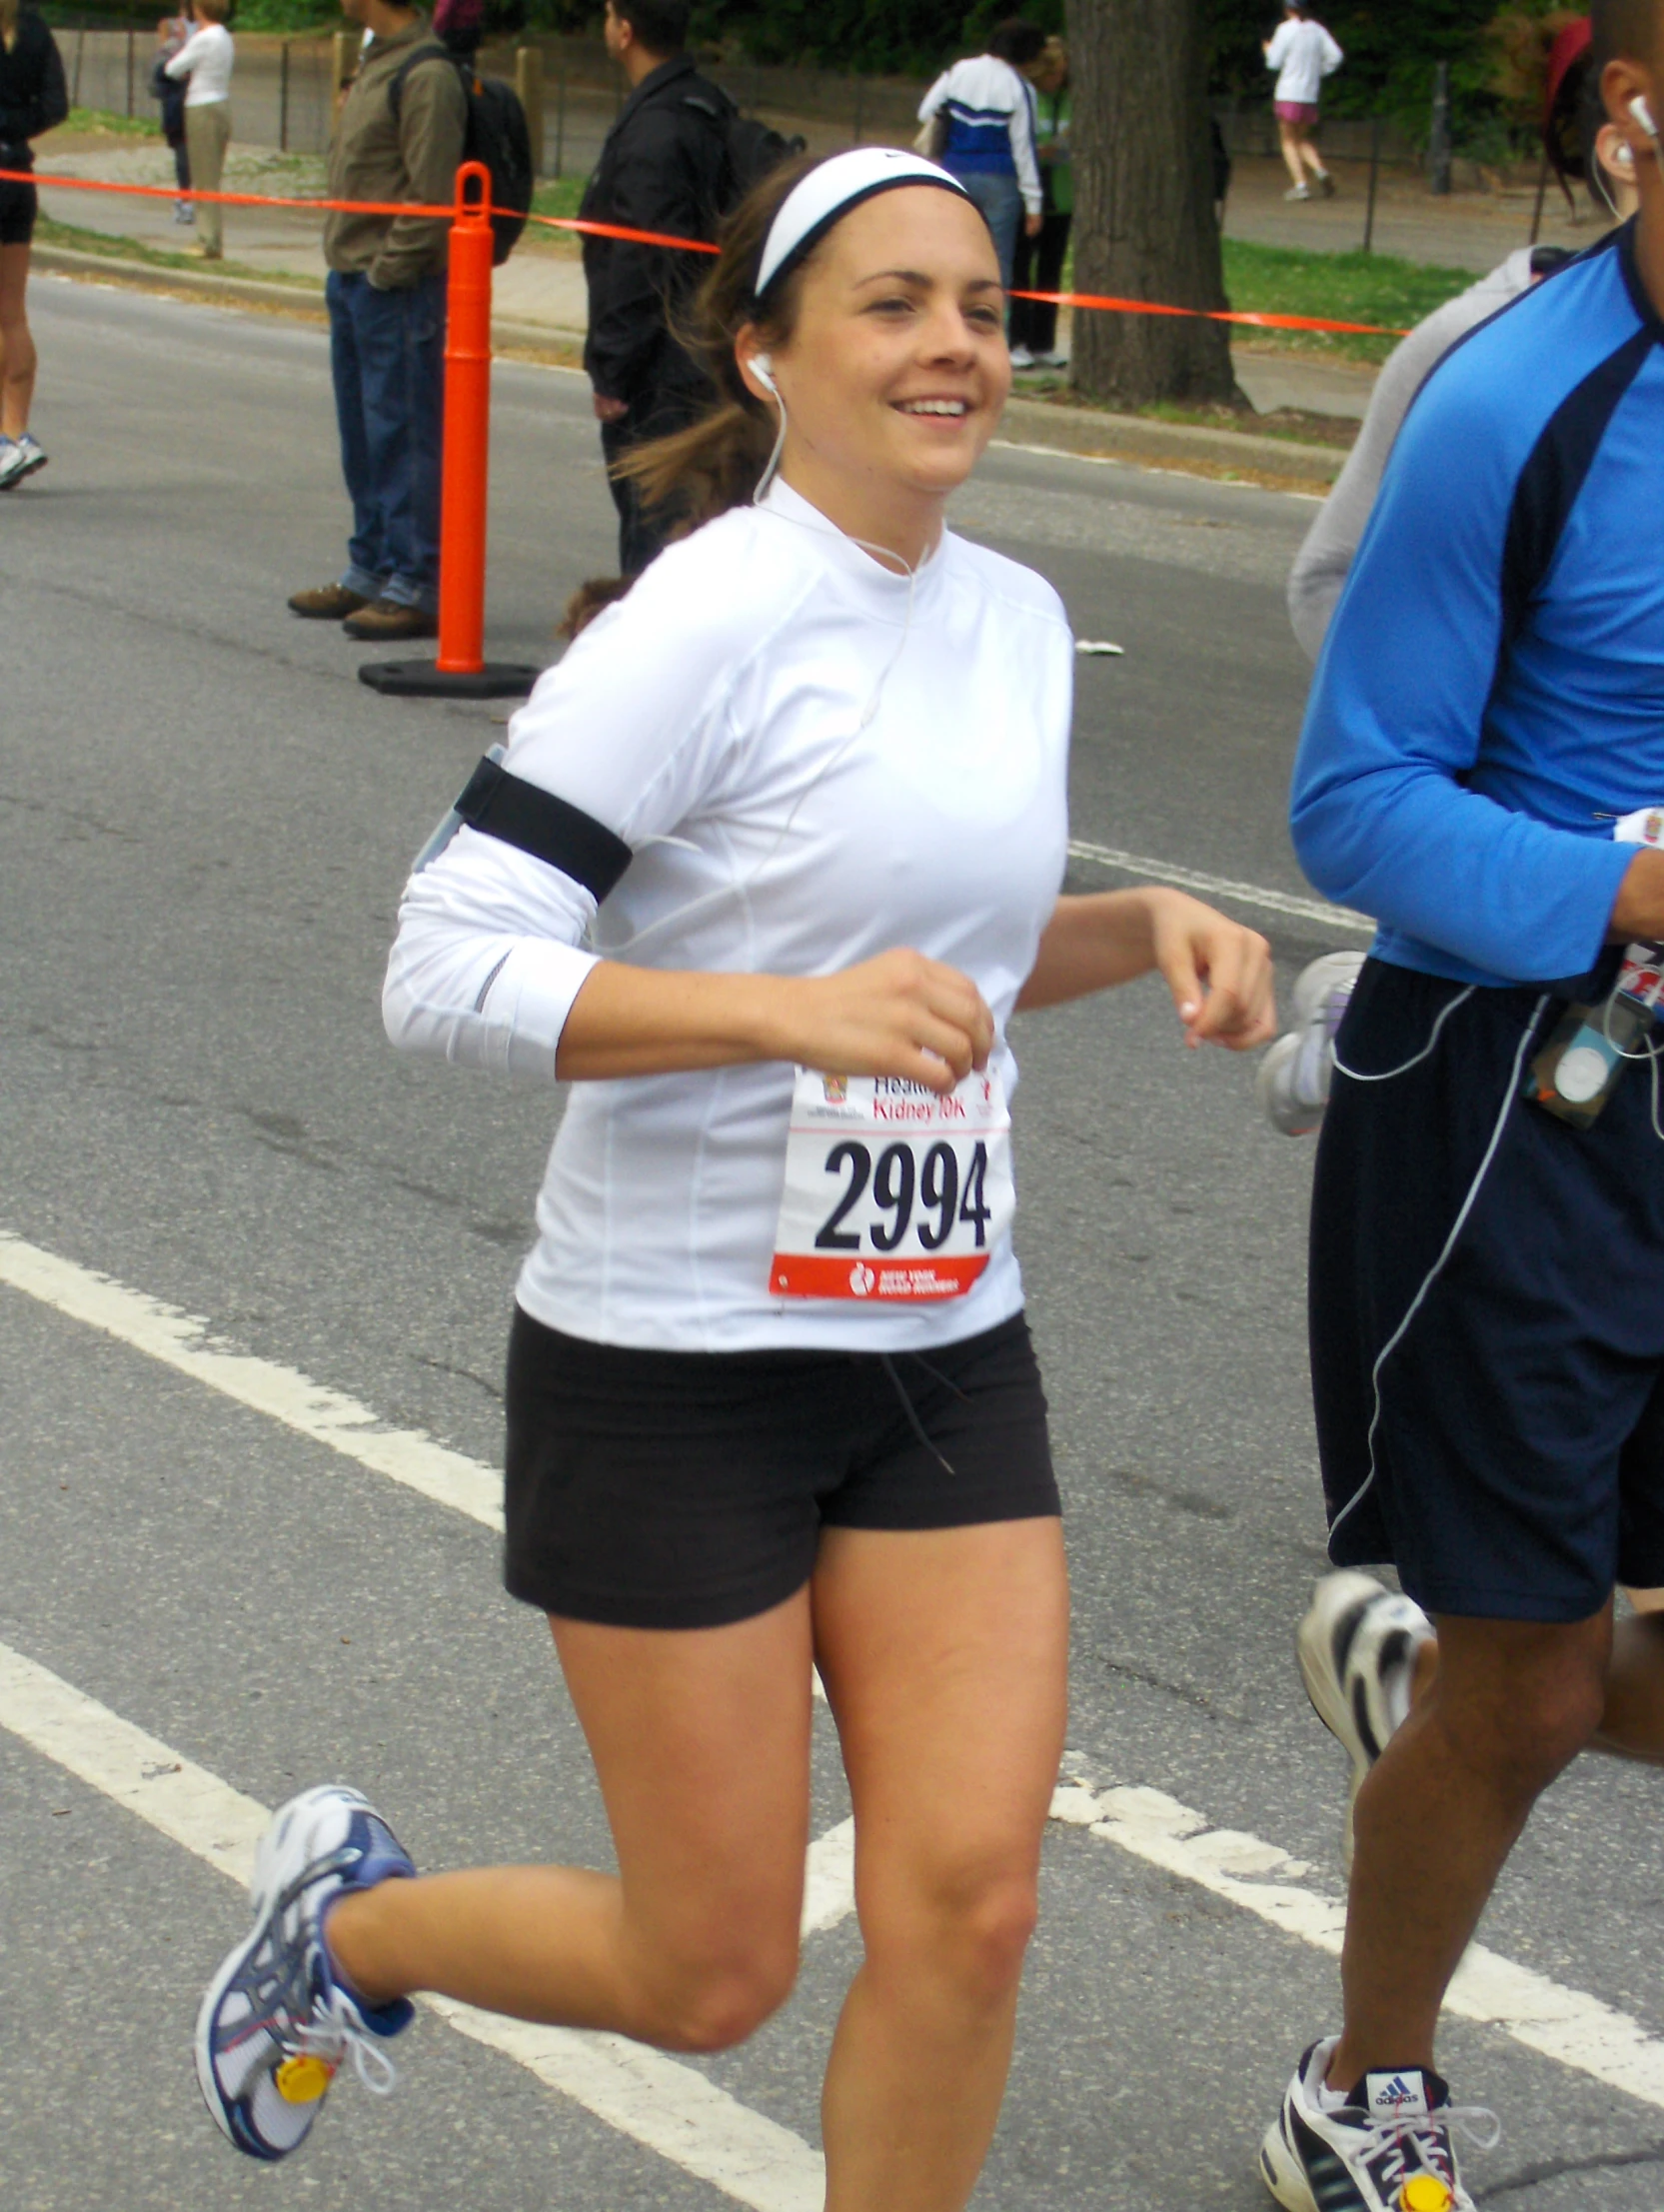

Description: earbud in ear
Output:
[753,354,778,395]
[1614,138,1637,168]
[1629,93,1659,144]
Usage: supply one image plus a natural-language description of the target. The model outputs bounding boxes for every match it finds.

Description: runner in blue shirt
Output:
[1261,4,1664,2207]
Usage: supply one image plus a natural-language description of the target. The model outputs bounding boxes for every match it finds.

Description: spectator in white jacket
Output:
[1263,0,1341,202]
[164,0,232,258]
[917,17,1044,289]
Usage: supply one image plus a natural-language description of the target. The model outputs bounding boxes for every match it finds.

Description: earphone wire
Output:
[601,380,924,959]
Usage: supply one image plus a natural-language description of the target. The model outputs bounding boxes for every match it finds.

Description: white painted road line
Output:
[10,1228,1664,2121]
[801,1817,855,1938]
[0,1638,826,2212]
[1050,1782,1664,2114]
[0,1228,834,1705]
[0,1231,504,1533]
[1066,839,1374,935]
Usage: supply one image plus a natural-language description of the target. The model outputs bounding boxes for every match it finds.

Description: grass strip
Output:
[1220,237,1473,363]
[35,212,316,291]
[61,105,160,139]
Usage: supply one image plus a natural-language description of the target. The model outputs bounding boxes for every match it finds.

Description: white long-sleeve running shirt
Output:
[1265,18,1342,106]
[384,479,1074,1354]
[165,22,234,105]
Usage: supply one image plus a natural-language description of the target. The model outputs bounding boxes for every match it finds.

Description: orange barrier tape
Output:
[1010,285,1408,336]
[0,168,724,253]
[3,166,1408,334]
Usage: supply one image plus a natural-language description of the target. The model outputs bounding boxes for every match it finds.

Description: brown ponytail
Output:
[615,153,823,533]
[559,154,844,639]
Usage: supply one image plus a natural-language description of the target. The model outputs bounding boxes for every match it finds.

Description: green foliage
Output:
[43,0,1542,151]
[1220,235,1474,360]
[224,0,341,25]
[530,173,588,216]
[1206,0,1558,152]
[60,103,162,136]
[694,0,1059,73]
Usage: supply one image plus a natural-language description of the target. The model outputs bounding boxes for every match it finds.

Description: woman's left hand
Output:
[1146,890,1276,1052]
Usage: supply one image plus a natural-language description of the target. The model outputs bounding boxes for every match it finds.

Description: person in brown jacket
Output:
[288,0,465,643]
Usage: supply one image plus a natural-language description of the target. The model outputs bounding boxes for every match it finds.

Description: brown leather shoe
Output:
[342,597,439,643]
[289,582,370,620]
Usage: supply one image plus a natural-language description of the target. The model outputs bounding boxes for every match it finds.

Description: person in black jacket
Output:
[581,0,730,573]
[0,0,66,489]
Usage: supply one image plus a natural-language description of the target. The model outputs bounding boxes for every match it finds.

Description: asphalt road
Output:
[4,276,1663,2212]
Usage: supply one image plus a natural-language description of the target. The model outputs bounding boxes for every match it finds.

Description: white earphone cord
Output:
[602,371,922,960]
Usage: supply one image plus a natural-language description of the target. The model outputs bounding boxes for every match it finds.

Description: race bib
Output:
[771,1067,1014,1301]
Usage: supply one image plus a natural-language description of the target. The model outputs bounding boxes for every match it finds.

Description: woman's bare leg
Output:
[813,1517,1069,2212]
[327,1591,815,2050]
[1277,119,1306,189]
[0,244,36,439]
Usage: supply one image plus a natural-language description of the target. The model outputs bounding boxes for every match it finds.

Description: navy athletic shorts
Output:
[1311,956,1664,1623]
[503,1307,1058,1630]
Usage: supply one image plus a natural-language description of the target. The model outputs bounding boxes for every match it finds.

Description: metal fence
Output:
[55,26,1424,180]
[53,27,935,173]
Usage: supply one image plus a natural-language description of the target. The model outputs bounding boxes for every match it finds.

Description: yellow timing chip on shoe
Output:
[1399,2177,1453,2212]
[274,2053,336,2104]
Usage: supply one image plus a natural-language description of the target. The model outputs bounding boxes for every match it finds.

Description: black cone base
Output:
[359,658,542,700]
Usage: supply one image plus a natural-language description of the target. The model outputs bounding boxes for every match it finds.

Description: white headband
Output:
[753,147,969,303]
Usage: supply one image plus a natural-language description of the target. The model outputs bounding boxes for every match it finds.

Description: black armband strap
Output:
[453,756,634,903]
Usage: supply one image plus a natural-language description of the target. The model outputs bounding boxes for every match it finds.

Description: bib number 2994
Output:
[771,1069,1014,1301]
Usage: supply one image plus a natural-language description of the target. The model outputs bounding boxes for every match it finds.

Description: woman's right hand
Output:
[769,950,994,1094]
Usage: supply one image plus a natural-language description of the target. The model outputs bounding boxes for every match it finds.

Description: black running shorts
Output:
[0,177,37,248]
[503,1307,1058,1629]
[1312,956,1664,1623]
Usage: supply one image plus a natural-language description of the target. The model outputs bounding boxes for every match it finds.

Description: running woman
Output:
[1260,5,1664,2207]
[0,0,66,489]
[1262,1,1342,203]
[193,146,1274,2204]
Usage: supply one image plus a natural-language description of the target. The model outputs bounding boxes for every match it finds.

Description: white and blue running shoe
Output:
[195,1783,416,2161]
[1257,951,1366,1135]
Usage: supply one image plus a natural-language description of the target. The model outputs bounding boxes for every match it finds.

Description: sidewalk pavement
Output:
[32,138,1382,422]
[38,128,1612,427]
[1221,150,1609,274]
[40,131,1604,430]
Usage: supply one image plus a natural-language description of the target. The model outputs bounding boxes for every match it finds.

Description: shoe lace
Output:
[292,1973,401,2098]
[1362,2101,1501,2192]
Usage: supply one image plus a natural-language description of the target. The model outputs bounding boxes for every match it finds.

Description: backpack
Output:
[389,46,534,266]
[680,89,804,226]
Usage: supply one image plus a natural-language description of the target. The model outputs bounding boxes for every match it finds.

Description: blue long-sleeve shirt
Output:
[1291,220,1664,987]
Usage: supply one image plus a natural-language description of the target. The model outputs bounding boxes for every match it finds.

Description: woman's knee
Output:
[636,1932,801,2054]
[861,1856,1040,2010]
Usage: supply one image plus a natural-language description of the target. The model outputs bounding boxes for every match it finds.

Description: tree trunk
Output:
[1065,0,1236,408]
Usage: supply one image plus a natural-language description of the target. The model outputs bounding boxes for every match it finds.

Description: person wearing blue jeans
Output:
[289,0,465,643]
[916,15,1044,289]
[326,267,445,620]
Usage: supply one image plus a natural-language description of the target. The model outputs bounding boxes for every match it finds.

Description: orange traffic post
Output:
[362,161,541,701]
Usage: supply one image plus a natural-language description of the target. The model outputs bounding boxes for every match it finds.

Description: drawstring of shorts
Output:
[877,1353,961,1478]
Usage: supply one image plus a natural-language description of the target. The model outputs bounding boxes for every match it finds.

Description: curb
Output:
[34,245,1345,486]
[998,392,1344,485]
[33,242,330,316]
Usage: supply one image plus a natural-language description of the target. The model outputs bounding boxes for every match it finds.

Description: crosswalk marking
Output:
[0,1638,826,2212]
[1066,839,1374,934]
[9,1227,1664,2135]
[0,1230,504,1531]
[1051,1782,1664,2112]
